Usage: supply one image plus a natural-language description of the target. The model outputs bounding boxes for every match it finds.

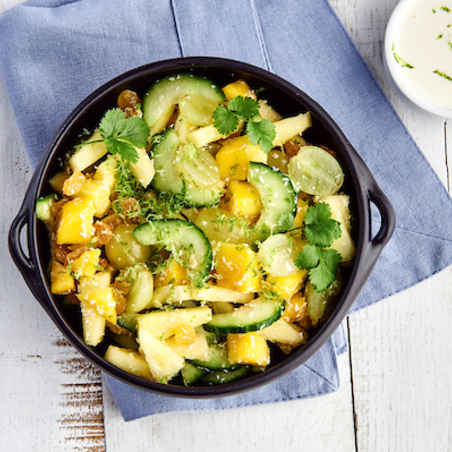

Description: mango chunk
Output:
[78,179,111,218]
[155,257,188,288]
[215,135,267,181]
[70,249,101,279]
[223,80,256,101]
[213,242,259,293]
[264,269,308,301]
[227,332,270,366]
[56,197,95,245]
[50,259,75,294]
[282,292,308,324]
[223,180,262,218]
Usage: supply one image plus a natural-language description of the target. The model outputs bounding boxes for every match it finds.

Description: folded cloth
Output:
[1,0,452,421]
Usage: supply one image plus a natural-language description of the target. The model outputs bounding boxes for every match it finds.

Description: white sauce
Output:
[393,0,452,110]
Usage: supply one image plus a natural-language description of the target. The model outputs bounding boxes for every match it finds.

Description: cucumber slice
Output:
[288,145,344,196]
[143,73,225,135]
[181,362,207,386]
[133,219,212,287]
[190,343,236,371]
[117,312,139,334]
[201,366,250,385]
[36,194,56,230]
[151,128,223,207]
[204,297,284,334]
[247,162,297,242]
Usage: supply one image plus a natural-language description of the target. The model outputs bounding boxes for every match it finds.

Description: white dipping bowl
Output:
[384,0,452,118]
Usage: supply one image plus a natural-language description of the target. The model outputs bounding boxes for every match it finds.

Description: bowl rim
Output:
[14,56,393,398]
[384,0,452,119]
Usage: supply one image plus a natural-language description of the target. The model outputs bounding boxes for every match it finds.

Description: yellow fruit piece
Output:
[56,197,95,245]
[282,292,308,323]
[80,298,106,346]
[70,249,101,278]
[49,171,69,194]
[224,180,262,218]
[265,269,308,301]
[50,259,75,294]
[93,155,118,192]
[227,332,270,367]
[223,80,256,101]
[62,169,86,197]
[78,287,117,324]
[292,197,309,230]
[155,257,188,288]
[78,179,111,217]
[168,324,197,345]
[214,242,260,293]
[215,135,267,181]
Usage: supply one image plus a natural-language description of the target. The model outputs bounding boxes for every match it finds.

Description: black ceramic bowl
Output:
[9,57,395,398]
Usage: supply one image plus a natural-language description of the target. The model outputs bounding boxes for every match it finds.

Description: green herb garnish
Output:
[392,43,414,69]
[212,96,276,154]
[434,69,452,81]
[295,203,342,292]
[98,108,150,163]
[441,6,451,12]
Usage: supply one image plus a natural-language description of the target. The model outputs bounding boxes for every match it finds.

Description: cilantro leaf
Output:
[246,119,276,154]
[99,108,127,138]
[103,137,140,164]
[212,105,239,135]
[97,108,150,163]
[295,245,342,292]
[304,202,342,248]
[227,96,260,120]
[119,115,150,149]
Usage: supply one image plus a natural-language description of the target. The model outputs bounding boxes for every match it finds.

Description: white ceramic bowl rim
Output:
[384,0,452,118]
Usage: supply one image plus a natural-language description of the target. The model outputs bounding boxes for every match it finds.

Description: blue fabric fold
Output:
[1,0,452,421]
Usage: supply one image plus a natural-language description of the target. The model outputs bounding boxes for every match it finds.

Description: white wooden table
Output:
[1,0,451,450]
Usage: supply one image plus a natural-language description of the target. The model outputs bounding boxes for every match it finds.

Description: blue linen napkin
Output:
[1,0,452,421]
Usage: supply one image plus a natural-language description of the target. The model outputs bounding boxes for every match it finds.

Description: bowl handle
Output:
[360,169,396,268]
[8,201,52,313]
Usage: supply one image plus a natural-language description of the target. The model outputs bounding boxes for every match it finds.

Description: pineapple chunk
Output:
[70,249,101,278]
[56,197,95,245]
[213,242,260,293]
[68,130,108,172]
[273,113,312,147]
[314,194,356,263]
[258,100,282,122]
[129,147,155,188]
[215,135,267,181]
[137,306,212,341]
[93,155,118,191]
[257,318,306,347]
[50,259,75,294]
[227,332,270,366]
[137,327,185,381]
[49,171,69,194]
[80,298,106,346]
[223,80,256,101]
[166,333,209,360]
[223,180,262,218]
[78,287,117,324]
[78,179,111,218]
[104,345,153,380]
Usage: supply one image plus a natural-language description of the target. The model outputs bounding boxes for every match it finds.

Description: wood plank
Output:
[0,55,106,452]
[103,353,356,452]
[332,0,452,450]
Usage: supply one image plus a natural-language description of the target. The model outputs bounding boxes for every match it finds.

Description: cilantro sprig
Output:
[77,108,150,164]
[212,96,276,154]
[295,202,342,292]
